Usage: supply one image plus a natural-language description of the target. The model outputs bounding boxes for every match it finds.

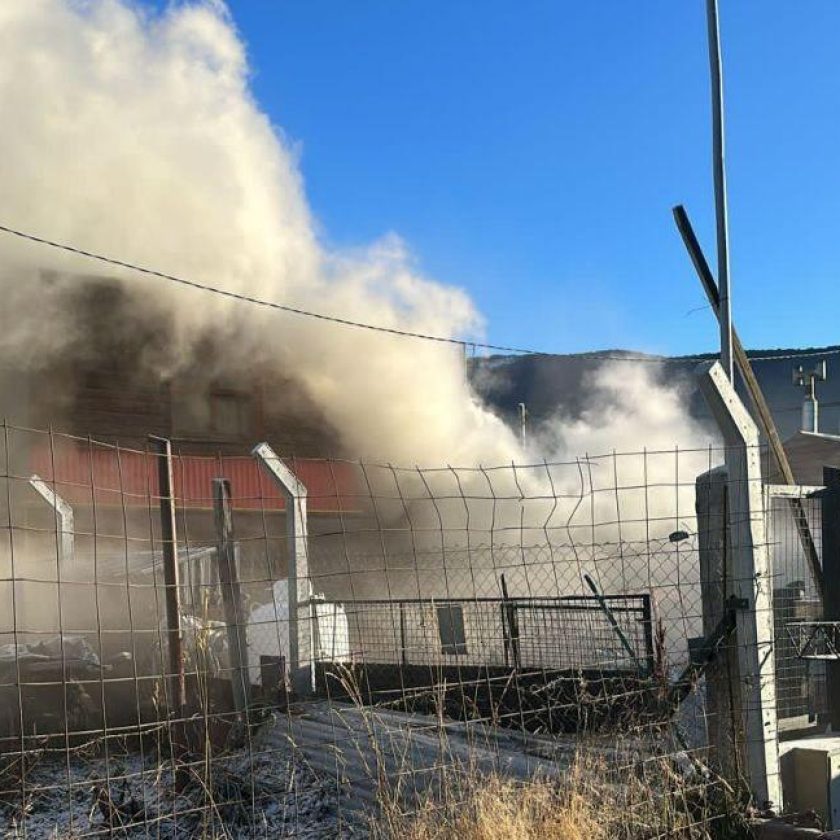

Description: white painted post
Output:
[696,360,781,809]
[252,443,314,696]
[29,474,74,564]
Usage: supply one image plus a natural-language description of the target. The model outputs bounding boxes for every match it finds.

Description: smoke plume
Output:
[0,0,714,484]
[0,1,731,672]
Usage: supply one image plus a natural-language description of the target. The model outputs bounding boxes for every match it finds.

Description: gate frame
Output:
[764,482,826,733]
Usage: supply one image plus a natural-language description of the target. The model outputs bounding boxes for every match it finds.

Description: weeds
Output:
[320,667,750,840]
[370,754,749,840]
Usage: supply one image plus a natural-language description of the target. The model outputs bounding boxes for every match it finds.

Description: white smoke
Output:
[0,0,715,482]
[0,2,731,672]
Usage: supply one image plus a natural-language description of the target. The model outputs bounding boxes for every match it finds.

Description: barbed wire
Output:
[2,220,839,365]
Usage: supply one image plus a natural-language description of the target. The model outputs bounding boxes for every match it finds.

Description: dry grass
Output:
[378,772,606,840]
[370,752,742,840]
[324,664,741,840]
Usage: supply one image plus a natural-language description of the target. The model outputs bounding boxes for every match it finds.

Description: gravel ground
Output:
[1,743,362,839]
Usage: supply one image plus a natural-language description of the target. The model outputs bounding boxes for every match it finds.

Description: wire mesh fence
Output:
[0,422,804,837]
[765,487,827,728]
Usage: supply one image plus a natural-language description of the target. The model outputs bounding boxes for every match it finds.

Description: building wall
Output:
[1,275,339,457]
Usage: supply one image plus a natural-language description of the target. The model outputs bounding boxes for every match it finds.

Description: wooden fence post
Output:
[213,478,251,725]
[697,465,745,782]
[149,435,186,719]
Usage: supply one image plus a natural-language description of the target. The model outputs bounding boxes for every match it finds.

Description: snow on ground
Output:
[1,740,359,839]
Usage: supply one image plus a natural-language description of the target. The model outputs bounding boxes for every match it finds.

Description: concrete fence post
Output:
[696,360,781,809]
[252,443,315,696]
[29,475,74,565]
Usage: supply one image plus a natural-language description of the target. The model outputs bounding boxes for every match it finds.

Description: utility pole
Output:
[707,0,734,382]
[518,402,528,449]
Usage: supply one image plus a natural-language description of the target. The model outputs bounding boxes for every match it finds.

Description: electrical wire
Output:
[1,220,839,364]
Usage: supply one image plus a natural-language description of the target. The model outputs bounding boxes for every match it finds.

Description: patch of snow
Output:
[1,741,353,838]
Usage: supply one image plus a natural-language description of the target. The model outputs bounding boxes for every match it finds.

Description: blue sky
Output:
[221,1,840,357]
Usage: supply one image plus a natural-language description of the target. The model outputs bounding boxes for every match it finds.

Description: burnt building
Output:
[0,276,372,665]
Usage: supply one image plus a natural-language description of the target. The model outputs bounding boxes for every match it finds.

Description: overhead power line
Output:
[0,222,546,354]
[1,220,839,365]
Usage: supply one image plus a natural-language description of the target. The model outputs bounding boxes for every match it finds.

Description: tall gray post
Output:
[706,0,733,382]
[697,360,781,809]
[252,443,314,696]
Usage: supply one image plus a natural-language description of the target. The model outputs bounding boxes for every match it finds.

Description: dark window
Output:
[437,604,467,656]
[209,391,253,438]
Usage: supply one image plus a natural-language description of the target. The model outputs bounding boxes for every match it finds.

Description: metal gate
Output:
[765,483,827,729]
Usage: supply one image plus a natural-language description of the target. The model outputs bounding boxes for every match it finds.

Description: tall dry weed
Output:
[370,751,742,840]
[379,772,605,840]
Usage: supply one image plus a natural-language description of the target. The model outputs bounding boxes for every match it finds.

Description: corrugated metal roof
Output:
[775,431,840,486]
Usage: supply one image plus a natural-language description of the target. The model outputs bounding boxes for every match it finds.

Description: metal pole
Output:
[672,205,824,601]
[583,574,644,673]
[499,574,520,671]
[462,342,468,386]
[399,602,407,667]
[149,435,186,717]
[706,0,734,382]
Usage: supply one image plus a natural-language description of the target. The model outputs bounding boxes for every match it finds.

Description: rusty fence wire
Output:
[0,423,792,838]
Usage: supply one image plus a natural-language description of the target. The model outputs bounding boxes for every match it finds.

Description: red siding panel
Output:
[29,442,363,513]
